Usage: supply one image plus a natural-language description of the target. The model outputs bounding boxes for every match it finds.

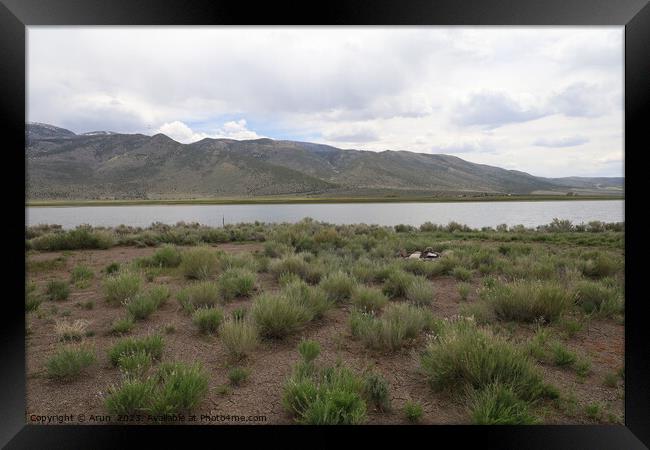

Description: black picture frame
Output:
[2,0,648,448]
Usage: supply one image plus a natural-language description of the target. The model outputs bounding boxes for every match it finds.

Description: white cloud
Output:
[214,119,263,140]
[156,119,262,143]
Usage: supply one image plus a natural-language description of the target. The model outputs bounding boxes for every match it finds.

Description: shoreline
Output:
[26,195,624,208]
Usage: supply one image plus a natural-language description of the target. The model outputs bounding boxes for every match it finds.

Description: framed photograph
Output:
[2,0,648,447]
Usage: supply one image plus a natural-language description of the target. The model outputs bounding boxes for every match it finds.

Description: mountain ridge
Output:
[25,123,624,200]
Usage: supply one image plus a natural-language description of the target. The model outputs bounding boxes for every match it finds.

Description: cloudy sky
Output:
[27,27,623,177]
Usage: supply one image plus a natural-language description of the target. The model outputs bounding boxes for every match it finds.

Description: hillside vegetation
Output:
[26,123,623,200]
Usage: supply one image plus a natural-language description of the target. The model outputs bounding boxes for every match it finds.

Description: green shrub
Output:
[278,272,302,287]
[382,270,417,299]
[575,357,592,378]
[269,255,308,280]
[105,262,121,274]
[217,268,256,301]
[231,307,247,321]
[482,280,572,323]
[585,402,605,421]
[26,282,42,312]
[351,286,388,313]
[264,241,293,258]
[460,301,495,325]
[126,294,158,320]
[402,259,444,278]
[176,281,220,312]
[150,362,209,416]
[451,266,472,281]
[350,303,434,351]
[363,372,391,411]
[103,272,142,305]
[282,280,332,319]
[251,293,311,339]
[146,285,171,307]
[525,326,552,361]
[192,307,224,334]
[219,319,259,359]
[298,339,321,363]
[405,277,435,306]
[283,360,367,425]
[108,335,164,366]
[468,383,538,425]
[318,271,356,303]
[228,367,251,386]
[106,362,209,416]
[31,228,114,251]
[46,345,96,380]
[125,286,169,320]
[558,316,584,338]
[581,254,618,279]
[70,264,93,287]
[150,245,182,268]
[46,279,70,301]
[404,401,423,423]
[458,282,471,301]
[180,247,219,279]
[603,372,619,388]
[117,349,153,378]
[350,260,376,283]
[105,377,155,415]
[573,280,622,317]
[551,342,577,367]
[111,317,135,335]
[420,318,546,401]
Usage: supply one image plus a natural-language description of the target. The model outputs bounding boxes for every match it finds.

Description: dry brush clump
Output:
[350,303,435,351]
[54,319,90,342]
[480,280,573,323]
[192,307,224,334]
[318,270,357,303]
[219,318,259,359]
[419,318,547,398]
[103,271,142,306]
[46,344,96,380]
[125,285,170,320]
[108,335,164,367]
[351,286,388,313]
[251,292,312,339]
[180,247,219,280]
[176,281,220,313]
[105,361,209,417]
[217,268,257,301]
[282,341,372,425]
[31,227,114,251]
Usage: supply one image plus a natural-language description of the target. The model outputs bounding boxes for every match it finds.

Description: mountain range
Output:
[25,123,624,200]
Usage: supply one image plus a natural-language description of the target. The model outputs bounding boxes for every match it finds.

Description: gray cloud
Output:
[453,91,545,128]
[549,82,618,118]
[533,136,589,147]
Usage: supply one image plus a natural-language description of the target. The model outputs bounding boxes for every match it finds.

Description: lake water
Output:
[26,200,624,229]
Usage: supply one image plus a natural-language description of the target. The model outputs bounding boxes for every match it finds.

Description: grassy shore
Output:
[27,194,623,207]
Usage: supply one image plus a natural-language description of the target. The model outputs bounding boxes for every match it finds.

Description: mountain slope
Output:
[25,123,623,200]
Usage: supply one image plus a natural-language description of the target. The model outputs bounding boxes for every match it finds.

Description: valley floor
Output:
[24,222,625,425]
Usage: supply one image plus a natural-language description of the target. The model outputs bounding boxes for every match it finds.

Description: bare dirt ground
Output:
[25,244,624,425]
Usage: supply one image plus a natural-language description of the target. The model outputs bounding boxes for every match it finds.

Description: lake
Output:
[26,200,624,230]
